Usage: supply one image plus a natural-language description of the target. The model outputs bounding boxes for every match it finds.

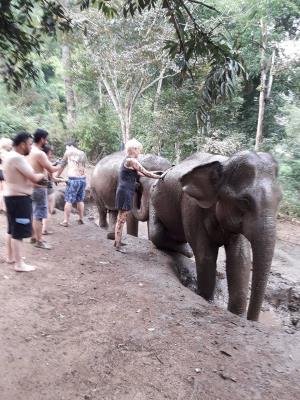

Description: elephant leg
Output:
[193,241,219,301]
[107,210,118,240]
[126,212,138,237]
[95,197,108,228]
[148,201,192,257]
[182,198,218,300]
[225,234,251,316]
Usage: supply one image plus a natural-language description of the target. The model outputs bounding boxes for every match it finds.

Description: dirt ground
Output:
[0,209,299,400]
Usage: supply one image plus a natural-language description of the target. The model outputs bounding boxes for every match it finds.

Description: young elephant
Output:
[149,151,282,321]
[90,151,171,239]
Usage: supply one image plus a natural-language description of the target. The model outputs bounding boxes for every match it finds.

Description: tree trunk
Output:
[266,48,276,99]
[122,107,132,144]
[196,110,204,151]
[98,80,103,109]
[153,67,166,113]
[255,19,268,151]
[61,43,76,129]
[175,141,181,164]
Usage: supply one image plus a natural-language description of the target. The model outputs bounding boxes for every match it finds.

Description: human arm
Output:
[55,152,68,177]
[126,158,161,179]
[16,158,46,184]
[51,175,66,183]
[38,152,60,174]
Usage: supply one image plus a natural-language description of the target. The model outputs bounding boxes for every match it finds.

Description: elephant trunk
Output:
[131,189,149,222]
[247,215,277,321]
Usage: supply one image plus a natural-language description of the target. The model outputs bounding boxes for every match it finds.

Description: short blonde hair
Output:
[125,138,143,155]
[0,137,13,151]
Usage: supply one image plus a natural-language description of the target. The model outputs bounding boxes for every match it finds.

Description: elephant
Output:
[90,151,171,239]
[148,151,282,321]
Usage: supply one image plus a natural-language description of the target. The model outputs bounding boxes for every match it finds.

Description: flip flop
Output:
[59,222,69,227]
[42,230,54,235]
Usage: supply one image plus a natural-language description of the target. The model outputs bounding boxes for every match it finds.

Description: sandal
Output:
[114,241,127,247]
[34,241,52,250]
[78,219,84,225]
[114,241,127,253]
[59,222,69,227]
[42,230,54,235]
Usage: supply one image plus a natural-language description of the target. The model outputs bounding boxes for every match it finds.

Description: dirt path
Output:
[0,212,299,400]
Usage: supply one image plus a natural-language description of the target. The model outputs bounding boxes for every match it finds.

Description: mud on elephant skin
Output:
[90,151,171,240]
[149,151,282,321]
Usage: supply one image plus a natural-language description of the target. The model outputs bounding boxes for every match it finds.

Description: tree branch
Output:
[139,71,179,95]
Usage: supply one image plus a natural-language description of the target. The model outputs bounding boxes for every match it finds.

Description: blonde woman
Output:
[114,139,161,252]
[0,138,13,213]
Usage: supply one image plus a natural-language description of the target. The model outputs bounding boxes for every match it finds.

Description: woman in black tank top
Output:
[114,139,161,252]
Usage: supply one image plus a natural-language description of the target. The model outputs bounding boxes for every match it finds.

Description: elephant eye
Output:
[238,195,255,212]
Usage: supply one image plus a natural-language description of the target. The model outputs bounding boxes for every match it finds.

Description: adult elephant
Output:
[91,151,171,239]
[149,151,282,321]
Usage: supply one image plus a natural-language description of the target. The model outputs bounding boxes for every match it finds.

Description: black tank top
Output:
[118,157,138,192]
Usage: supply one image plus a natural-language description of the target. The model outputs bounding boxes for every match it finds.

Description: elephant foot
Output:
[178,243,193,258]
[197,289,214,303]
[166,253,197,291]
[99,222,108,229]
[107,232,115,240]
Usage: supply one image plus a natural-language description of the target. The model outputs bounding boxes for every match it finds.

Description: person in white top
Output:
[0,137,13,213]
[3,132,46,272]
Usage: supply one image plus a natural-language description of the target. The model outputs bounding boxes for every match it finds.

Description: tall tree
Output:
[75,8,178,144]
[61,39,76,128]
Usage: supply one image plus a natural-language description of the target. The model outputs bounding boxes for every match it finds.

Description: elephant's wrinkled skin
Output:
[149,151,282,321]
[90,151,171,239]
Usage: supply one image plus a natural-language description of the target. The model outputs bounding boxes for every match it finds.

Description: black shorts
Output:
[4,196,32,240]
[0,170,4,181]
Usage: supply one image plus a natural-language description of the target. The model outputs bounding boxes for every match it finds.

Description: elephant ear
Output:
[180,161,223,208]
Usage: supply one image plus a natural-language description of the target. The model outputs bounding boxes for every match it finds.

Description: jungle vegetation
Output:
[0,0,299,215]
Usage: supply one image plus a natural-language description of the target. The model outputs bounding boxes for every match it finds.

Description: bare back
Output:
[63,147,87,177]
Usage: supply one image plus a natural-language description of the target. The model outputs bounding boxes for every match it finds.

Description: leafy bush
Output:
[71,107,120,161]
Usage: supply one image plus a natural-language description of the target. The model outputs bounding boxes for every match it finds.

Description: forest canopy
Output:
[0,0,299,215]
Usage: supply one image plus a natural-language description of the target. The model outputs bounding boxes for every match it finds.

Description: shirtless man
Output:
[3,131,46,272]
[0,137,13,213]
[56,140,87,226]
[27,129,60,249]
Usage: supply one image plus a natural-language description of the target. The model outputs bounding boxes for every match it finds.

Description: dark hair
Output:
[13,131,32,147]
[66,138,77,147]
[42,144,53,155]
[33,128,48,143]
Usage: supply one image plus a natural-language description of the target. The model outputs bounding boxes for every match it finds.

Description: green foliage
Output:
[0,0,299,217]
[0,0,71,90]
[0,104,37,136]
[276,104,300,217]
[71,107,120,161]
